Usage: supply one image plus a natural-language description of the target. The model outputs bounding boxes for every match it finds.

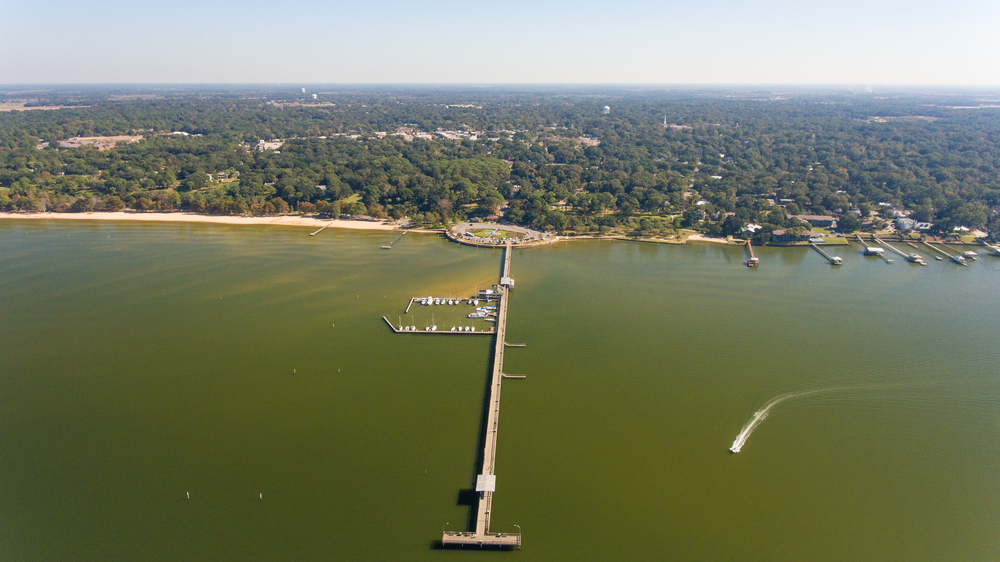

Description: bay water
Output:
[1,220,999,561]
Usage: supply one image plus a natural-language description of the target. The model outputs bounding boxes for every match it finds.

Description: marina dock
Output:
[874,237,926,265]
[381,316,494,335]
[810,243,842,265]
[443,241,521,549]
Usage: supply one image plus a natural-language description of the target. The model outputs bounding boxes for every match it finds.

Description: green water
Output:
[2,221,999,561]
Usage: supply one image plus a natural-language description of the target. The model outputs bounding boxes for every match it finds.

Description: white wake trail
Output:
[729,388,840,453]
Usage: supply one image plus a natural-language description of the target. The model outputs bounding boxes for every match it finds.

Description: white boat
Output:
[473,299,479,306]
[485,318,495,322]
[450,326,456,332]
[470,326,475,332]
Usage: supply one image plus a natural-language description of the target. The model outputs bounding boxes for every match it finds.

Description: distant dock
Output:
[746,240,759,267]
[874,237,926,265]
[856,235,892,263]
[923,241,968,266]
[381,230,408,249]
[309,222,332,236]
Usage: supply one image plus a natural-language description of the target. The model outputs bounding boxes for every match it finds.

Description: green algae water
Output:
[2,220,1000,561]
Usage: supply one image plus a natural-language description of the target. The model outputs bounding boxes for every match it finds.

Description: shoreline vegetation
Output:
[2,212,984,250]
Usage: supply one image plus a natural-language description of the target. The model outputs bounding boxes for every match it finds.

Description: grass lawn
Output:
[341,194,362,204]
[471,229,515,238]
[823,237,849,245]
[960,235,979,244]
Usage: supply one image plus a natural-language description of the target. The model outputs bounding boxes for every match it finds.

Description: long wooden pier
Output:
[443,241,521,549]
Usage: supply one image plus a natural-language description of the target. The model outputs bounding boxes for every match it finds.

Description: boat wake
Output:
[729,389,829,453]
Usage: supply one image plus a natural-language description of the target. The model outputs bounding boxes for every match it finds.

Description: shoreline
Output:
[0,211,402,231]
[0,212,984,248]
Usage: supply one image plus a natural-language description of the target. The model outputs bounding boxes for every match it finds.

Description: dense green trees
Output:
[1,87,998,239]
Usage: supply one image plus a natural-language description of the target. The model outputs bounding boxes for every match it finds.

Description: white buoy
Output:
[259,493,262,500]
[293,369,296,374]
[186,492,190,500]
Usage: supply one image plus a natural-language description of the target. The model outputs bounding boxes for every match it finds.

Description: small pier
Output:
[874,237,926,265]
[442,241,521,549]
[309,222,332,236]
[810,243,842,265]
[856,235,892,263]
[923,241,968,266]
[746,240,759,267]
[985,243,1000,257]
[381,230,407,249]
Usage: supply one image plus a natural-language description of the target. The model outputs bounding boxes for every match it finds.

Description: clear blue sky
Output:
[2,0,998,84]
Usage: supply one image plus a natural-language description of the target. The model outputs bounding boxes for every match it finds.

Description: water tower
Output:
[602,105,611,115]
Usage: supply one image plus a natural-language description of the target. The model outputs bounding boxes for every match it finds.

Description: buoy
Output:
[186,492,190,500]
[293,369,296,374]
[259,493,262,500]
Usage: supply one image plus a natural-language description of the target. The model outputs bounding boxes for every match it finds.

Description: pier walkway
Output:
[746,240,758,267]
[856,235,892,262]
[923,241,968,265]
[443,241,521,549]
[810,243,842,265]
[874,237,926,265]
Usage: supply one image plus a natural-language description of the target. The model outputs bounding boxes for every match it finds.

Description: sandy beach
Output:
[685,234,731,244]
[0,211,402,231]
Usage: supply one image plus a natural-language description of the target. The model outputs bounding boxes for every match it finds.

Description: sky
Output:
[2,0,999,85]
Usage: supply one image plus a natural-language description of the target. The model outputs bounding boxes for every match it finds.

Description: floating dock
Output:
[810,243,842,265]
[382,316,493,335]
[874,237,926,265]
[442,241,521,549]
